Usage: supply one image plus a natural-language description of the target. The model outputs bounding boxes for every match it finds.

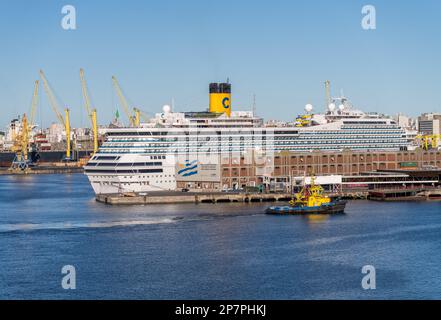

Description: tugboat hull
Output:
[266,201,347,215]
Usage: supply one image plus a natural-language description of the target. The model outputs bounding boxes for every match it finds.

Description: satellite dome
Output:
[328,103,336,112]
[305,104,313,113]
[163,105,171,113]
[338,104,345,111]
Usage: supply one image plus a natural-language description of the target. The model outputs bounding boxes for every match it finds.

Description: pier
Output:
[96,192,295,205]
[368,187,441,201]
[0,165,84,175]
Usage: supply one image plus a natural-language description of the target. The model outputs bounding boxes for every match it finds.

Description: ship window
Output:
[95,156,119,161]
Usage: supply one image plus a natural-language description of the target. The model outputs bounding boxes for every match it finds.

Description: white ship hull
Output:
[85,153,176,194]
[86,173,176,194]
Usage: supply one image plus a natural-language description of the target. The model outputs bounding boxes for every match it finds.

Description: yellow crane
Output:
[416,134,441,150]
[416,134,429,150]
[80,68,99,154]
[10,114,30,170]
[111,75,141,127]
[39,70,72,160]
[134,107,141,126]
[10,80,39,170]
[430,134,441,149]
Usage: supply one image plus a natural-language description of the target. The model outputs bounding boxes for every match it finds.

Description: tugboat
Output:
[266,175,347,215]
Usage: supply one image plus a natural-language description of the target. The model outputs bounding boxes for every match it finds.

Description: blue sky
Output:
[0,0,440,128]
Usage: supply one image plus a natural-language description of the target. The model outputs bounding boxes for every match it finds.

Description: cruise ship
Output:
[84,83,409,194]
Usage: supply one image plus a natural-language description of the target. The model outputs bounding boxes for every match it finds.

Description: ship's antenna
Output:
[325,80,331,109]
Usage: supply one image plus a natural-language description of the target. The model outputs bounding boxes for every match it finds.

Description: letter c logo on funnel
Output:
[222,97,230,109]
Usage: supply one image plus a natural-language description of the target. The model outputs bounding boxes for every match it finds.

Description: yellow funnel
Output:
[209,83,231,116]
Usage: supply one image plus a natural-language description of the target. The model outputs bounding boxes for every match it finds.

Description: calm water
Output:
[0,173,441,299]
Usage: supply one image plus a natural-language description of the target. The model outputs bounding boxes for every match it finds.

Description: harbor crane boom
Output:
[80,68,92,117]
[39,70,72,160]
[80,68,99,154]
[29,80,39,128]
[111,76,140,127]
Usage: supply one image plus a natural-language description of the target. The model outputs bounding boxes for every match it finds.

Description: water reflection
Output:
[304,214,330,224]
[1,174,441,299]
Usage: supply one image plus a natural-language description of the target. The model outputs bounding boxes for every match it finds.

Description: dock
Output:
[0,165,84,175]
[368,187,441,201]
[96,192,294,205]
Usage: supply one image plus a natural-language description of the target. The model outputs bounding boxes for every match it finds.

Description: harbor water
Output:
[1,174,441,299]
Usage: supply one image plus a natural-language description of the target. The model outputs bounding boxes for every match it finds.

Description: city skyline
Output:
[1,0,441,129]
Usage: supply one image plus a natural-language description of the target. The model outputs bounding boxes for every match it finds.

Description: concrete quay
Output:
[0,166,84,175]
[96,192,294,205]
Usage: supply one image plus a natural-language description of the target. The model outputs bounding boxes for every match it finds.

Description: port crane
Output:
[10,80,39,170]
[79,68,99,155]
[10,114,30,170]
[416,134,441,150]
[111,75,141,127]
[39,70,72,160]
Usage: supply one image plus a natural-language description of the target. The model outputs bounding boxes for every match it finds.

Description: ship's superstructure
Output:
[84,83,409,194]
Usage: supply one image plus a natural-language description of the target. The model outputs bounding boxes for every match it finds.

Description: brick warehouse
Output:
[178,148,441,191]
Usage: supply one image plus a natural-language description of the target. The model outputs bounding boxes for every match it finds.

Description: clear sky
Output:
[0,0,440,129]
